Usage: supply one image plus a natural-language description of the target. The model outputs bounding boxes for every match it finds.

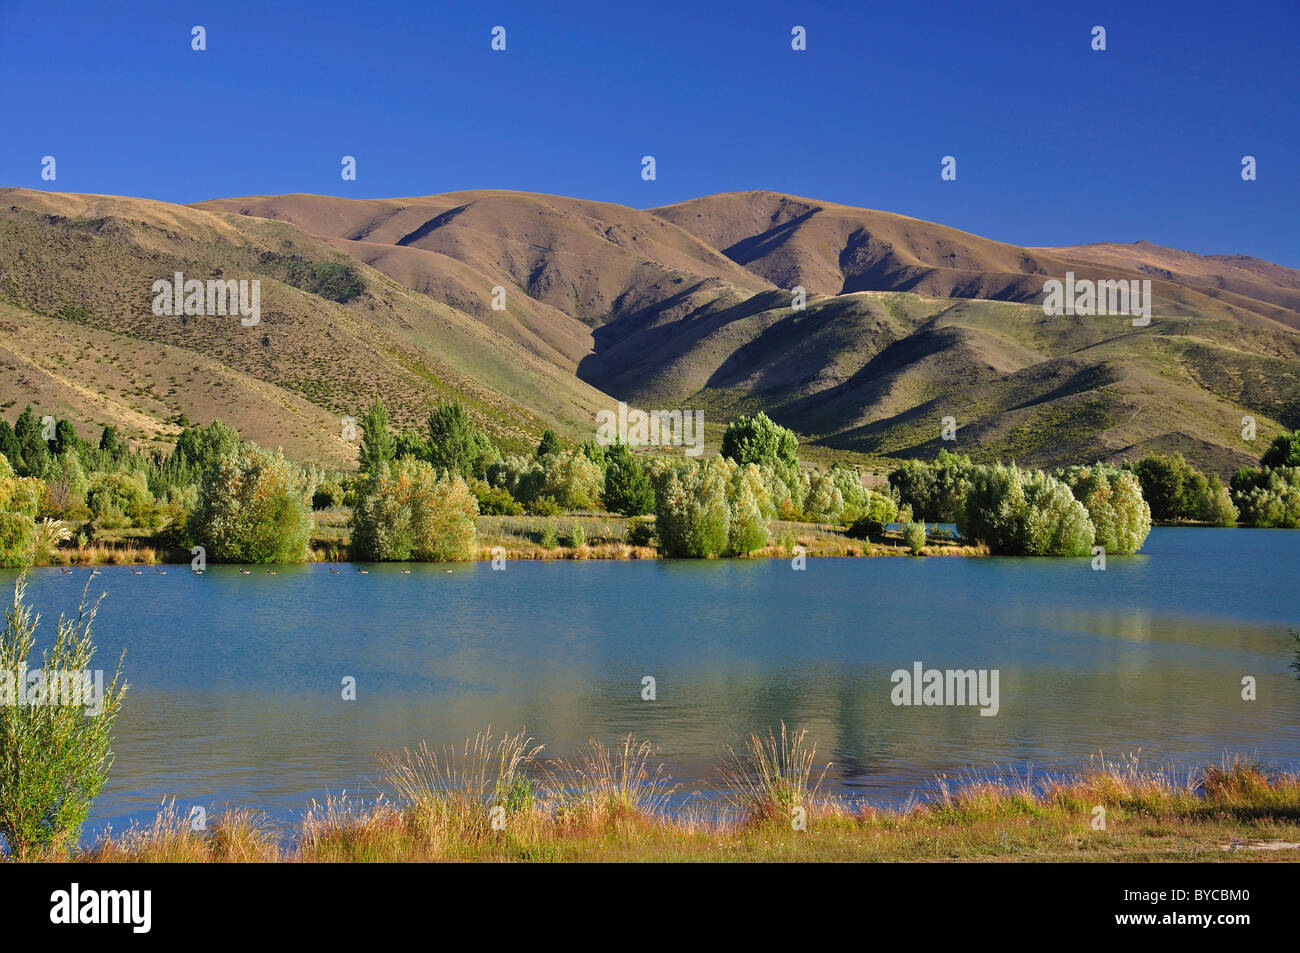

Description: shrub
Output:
[566,524,586,548]
[538,522,558,549]
[625,520,656,547]
[0,475,43,568]
[960,462,1095,556]
[649,457,770,557]
[650,458,731,557]
[720,412,798,467]
[1231,466,1300,528]
[0,513,35,569]
[526,495,562,517]
[0,577,127,858]
[191,444,317,563]
[887,450,972,523]
[845,489,898,539]
[903,521,926,555]
[312,478,343,510]
[472,482,523,516]
[350,457,478,561]
[1059,464,1152,554]
[1261,429,1300,469]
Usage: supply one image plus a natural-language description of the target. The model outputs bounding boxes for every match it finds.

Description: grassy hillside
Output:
[0,189,617,461]
[3,186,1297,476]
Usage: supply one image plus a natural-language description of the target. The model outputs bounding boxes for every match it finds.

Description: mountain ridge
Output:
[2,185,1296,476]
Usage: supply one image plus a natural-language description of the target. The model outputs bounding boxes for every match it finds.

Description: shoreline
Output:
[34,750,1300,864]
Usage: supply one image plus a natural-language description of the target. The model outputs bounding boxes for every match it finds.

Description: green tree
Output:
[0,577,126,858]
[1127,454,1192,521]
[829,464,869,520]
[12,406,48,478]
[578,439,608,472]
[0,424,22,474]
[0,474,44,568]
[603,442,655,516]
[846,489,899,539]
[394,430,428,462]
[903,521,927,555]
[536,429,562,458]
[1231,467,1300,528]
[191,444,316,563]
[97,425,122,456]
[649,457,770,557]
[52,420,82,457]
[1059,464,1152,555]
[86,471,154,528]
[960,462,1094,556]
[720,411,798,467]
[801,469,845,523]
[726,462,771,554]
[887,450,972,523]
[351,457,478,561]
[171,419,240,473]
[427,401,496,478]
[1261,429,1300,469]
[358,398,396,477]
[650,458,731,557]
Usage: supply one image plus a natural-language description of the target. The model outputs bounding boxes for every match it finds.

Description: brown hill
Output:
[3,186,1298,477]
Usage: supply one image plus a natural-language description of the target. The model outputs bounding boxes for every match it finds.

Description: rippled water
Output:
[4,526,1297,841]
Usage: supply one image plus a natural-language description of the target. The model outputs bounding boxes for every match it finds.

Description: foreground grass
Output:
[53,734,1300,863]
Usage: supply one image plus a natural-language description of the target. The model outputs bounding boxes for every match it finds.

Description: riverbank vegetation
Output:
[33,735,1300,863]
[4,404,1299,568]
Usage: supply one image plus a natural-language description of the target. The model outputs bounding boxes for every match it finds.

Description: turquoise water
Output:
[3,527,1298,841]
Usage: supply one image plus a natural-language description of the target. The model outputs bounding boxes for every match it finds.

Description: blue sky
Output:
[2,0,1297,264]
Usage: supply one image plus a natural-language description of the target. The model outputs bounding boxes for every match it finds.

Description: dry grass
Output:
[80,799,280,862]
[718,723,831,824]
[546,736,677,829]
[46,542,160,566]
[46,739,1300,863]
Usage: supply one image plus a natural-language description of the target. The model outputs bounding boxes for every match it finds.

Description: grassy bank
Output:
[44,733,1300,863]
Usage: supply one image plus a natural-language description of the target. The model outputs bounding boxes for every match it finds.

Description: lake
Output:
[4,527,1298,842]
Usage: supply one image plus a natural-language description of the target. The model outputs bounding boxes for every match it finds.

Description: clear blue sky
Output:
[2,0,1297,265]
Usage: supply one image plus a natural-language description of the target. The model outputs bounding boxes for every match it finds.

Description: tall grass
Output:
[546,736,676,828]
[382,730,542,841]
[718,723,831,824]
[82,799,279,862]
[47,739,1300,863]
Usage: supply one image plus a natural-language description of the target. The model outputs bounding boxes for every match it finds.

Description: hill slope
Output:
[3,186,1298,476]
